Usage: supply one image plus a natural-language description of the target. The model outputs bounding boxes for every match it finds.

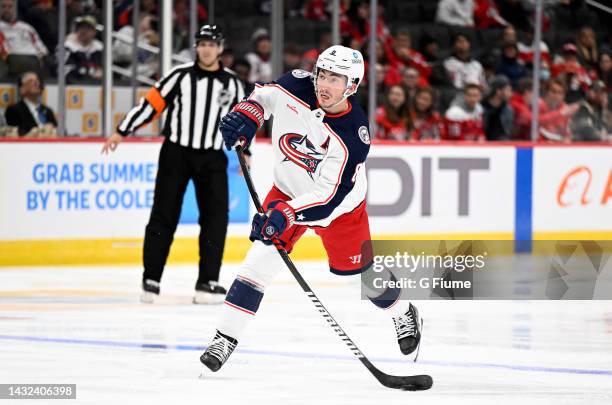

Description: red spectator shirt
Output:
[411,112,446,141]
[385,42,432,80]
[517,41,551,65]
[539,102,572,142]
[303,0,327,20]
[375,106,410,140]
[509,93,567,140]
[444,104,485,141]
[474,0,508,28]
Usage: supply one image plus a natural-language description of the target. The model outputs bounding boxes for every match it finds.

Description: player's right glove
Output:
[219,100,264,151]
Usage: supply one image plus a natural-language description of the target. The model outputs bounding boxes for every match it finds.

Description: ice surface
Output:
[0,262,611,404]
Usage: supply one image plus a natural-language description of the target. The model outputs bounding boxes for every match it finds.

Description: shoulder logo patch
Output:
[358,126,370,144]
[291,69,311,79]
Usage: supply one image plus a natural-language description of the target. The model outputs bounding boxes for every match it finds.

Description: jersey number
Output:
[352,163,364,183]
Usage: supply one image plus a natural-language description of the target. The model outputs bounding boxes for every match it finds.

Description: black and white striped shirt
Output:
[117,62,245,150]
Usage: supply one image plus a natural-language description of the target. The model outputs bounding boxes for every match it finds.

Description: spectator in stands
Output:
[553,43,592,101]
[570,80,612,142]
[576,26,599,72]
[517,26,551,67]
[0,0,48,78]
[375,85,410,140]
[303,0,328,21]
[419,34,452,87]
[22,0,58,54]
[598,52,611,92]
[4,71,56,137]
[64,15,103,83]
[362,38,403,87]
[540,78,580,142]
[343,0,391,48]
[436,0,475,27]
[113,14,159,80]
[510,77,580,140]
[245,28,272,83]
[444,34,486,89]
[409,87,445,141]
[482,75,514,140]
[66,0,99,31]
[419,34,441,65]
[474,0,508,28]
[401,67,424,102]
[495,41,527,88]
[283,43,302,72]
[386,29,432,81]
[444,83,485,141]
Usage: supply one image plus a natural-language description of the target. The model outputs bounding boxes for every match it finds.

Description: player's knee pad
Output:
[236,241,283,289]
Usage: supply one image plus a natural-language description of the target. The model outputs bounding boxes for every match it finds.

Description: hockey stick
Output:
[235,145,433,391]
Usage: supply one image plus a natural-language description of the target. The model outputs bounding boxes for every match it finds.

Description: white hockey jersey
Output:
[248,69,371,228]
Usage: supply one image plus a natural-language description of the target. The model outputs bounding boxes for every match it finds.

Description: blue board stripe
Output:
[515,148,533,252]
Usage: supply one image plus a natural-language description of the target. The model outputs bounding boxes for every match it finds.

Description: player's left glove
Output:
[219,100,264,151]
[250,200,296,244]
[249,213,273,245]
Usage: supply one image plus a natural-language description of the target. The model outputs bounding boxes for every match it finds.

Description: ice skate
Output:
[140,279,160,304]
[193,281,227,304]
[393,303,422,359]
[199,330,238,376]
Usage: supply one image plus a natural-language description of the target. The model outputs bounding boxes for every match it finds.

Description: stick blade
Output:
[380,373,433,391]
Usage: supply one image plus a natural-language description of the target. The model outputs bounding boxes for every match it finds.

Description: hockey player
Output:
[199,45,422,373]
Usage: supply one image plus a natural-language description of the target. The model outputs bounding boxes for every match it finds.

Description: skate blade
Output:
[412,317,424,363]
[198,365,209,379]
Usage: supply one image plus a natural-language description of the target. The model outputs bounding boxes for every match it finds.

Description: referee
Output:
[102,25,244,304]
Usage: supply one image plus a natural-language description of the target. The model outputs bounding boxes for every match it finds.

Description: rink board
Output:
[0,139,610,265]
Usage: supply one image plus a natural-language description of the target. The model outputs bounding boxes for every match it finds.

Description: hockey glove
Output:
[249,213,273,245]
[219,100,264,151]
[249,200,296,244]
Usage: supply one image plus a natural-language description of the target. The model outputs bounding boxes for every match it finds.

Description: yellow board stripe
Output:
[1,231,611,266]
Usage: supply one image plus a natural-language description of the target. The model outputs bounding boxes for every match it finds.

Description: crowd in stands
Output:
[0,0,610,141]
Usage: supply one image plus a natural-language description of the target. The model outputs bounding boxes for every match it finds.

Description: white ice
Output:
[0,261,611,405]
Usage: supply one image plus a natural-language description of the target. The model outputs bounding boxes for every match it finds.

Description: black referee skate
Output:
[393,303,423,359]
[199,330,238,374]
[140,279,160,304]
[193,281,227,304]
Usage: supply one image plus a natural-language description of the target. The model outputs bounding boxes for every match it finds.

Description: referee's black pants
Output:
[143,140,228,287]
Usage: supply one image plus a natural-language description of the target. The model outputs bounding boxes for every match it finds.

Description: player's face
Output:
[196,40,222,67]
[316,69,348,109]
